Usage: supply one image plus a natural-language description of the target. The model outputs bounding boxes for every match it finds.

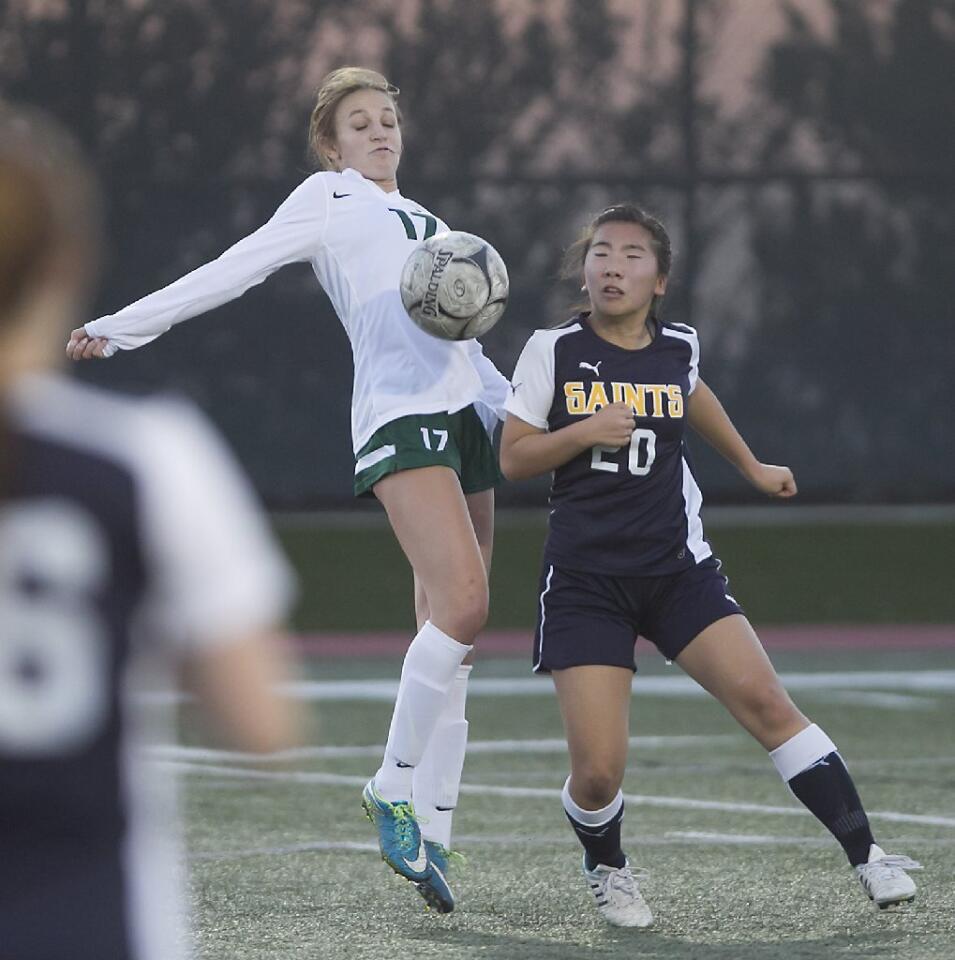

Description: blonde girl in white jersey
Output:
[66,67,509,913]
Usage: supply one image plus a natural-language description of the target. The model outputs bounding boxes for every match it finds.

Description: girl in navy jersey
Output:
[0,105,299,960]
[500,204,920,928]
[65,66,507,912]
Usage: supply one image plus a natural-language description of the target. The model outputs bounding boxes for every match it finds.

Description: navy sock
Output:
[565,802,626,871]
[788,752,875,866]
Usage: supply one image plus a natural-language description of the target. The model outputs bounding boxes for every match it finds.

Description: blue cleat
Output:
[361,779,431,883]
[414,840,460,914]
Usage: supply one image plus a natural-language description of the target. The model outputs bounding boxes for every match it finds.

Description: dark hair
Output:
[560,203,672,320]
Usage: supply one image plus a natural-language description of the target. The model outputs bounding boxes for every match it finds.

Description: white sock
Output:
[374,622,471,802]
[414,664,471,848]
[561,777,624,826]
[769,723,838,782]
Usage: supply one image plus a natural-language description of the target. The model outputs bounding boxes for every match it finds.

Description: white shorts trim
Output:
[533,564,555,673]
[354,444,396,476]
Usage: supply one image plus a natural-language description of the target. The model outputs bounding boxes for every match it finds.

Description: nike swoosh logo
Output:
[333,191,351,199]
[404,838,429,873]
[431,861,449,889]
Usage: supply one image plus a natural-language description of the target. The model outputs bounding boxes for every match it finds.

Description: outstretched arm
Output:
[67,174,329,360]
[687,378,797,498]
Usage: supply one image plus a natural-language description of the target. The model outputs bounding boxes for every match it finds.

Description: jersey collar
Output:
[579,312,661,354]
[340,167,401,198]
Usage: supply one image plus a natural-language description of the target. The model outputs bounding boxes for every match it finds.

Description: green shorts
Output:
[353,405,503,497]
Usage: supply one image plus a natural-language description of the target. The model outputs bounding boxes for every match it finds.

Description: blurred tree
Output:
[4,0,950,502]
[1,1,330,501]
[731,0,955,499]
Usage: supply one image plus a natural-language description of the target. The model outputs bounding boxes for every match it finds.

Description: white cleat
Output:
[855,843,922,909]
[582,857,653,928]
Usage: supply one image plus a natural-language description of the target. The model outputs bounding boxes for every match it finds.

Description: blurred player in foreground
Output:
[0,104,300,960]
[500,203,922,928]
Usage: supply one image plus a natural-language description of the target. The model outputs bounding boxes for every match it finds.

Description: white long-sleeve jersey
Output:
[86,168,510,454]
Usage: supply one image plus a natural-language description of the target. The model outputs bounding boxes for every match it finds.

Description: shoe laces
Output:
[608,866,637,900]
[389,802,418,852]
[429,842,467,869]
[591,863,645,904]
[860,853,922,879]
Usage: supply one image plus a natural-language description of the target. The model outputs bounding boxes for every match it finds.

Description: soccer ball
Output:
[399,230,509,340]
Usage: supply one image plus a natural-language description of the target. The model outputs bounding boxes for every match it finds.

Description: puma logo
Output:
[579,361,602,376]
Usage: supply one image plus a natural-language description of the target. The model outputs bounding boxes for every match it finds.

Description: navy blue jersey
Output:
[0,426,147,960]
[506,314,712,576]
[0,374,292,960]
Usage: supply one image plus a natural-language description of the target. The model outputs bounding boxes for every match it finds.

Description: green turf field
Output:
[172,646,955,960]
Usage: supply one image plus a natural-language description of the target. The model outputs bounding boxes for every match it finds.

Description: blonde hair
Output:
[307,67,400,170]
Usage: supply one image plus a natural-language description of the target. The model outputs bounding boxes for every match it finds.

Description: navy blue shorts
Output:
[532,557,744,673]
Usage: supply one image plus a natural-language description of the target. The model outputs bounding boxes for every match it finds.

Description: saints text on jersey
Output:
[563,381,684,418]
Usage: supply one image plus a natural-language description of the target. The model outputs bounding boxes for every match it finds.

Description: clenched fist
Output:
[66,327,110,360]
[585,402,637,448]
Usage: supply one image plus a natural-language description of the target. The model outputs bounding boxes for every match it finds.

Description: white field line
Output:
[188,833,826,862]
[190,830,955,863]
[811,691,936,710]
[191,840,379,860]
[165,761,955,829]
[148,738,955,771]
[146,734,737,765]
[138,670,955,705]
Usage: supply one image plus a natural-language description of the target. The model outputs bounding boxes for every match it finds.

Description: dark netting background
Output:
[4,0,952,506]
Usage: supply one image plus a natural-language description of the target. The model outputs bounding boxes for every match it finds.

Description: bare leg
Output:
[414,487,494,656]
[675,614,808,750]
[377,466,488,644]
[676,614,877,867]
[551,664,653,928]
[371,468,488,802]
[553,665,632,807]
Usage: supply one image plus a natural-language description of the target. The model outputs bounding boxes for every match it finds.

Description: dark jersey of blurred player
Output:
[0,374,291,960]
[506,313,709,576]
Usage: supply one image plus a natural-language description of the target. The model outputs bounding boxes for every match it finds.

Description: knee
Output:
[571,766,623,810]
[740,683,804,743]
[458,583,490,641]
[431,576,489,644]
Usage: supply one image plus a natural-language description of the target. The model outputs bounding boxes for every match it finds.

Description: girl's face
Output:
[583,221,667,322]
[327,89,402,188]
